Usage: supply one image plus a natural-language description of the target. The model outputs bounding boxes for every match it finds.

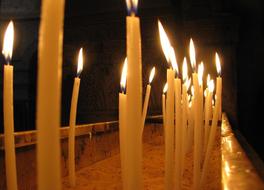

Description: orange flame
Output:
[2,21,14,63]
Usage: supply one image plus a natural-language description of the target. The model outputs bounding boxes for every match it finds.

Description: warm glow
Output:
[189,38,196,71]
[158,20,171,64]
[182,57,188,82]
[77,48,83,76]
[191,86,194,96]
[169,47,179,74]
[186,77,191,91]
[215,52,221,76]
[209,80,215,93]
[149,67,155,84]
[207,74,211,87]
[2,21,14,63]
[120,58,128,92]
[224,161,231,177]
[163,83,168,94]
[125,0,138,15]
[198,62,204,86]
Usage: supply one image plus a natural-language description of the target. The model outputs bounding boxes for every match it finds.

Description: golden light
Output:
[169,46,179,74]
[182,57,188,82]
[77,48,83,76]
[207,74,211,87]
[149,67,155,84]
[188,101,192,108]
[125,0,138,15]
[189,38,196,71]
[198,62,204,86]
[2,21,14,63]
[224,161,231,177]
[215,52,221,76]
[209,80,215,93]
[186,77,191,91]
[120,58,128,92]
[158,20,171,64]
[204,90,207,98]
[191,85,194,96]
[163,83,168,94]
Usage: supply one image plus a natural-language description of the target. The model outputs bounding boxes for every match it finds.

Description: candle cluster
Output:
[158,21,222,189]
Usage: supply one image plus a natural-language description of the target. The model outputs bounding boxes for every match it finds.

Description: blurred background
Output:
[0,0,263,160]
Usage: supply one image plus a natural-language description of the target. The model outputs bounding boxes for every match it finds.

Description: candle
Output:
[36,0,65,188]
[125,0,143,188]
[162,83,168,126]
[200,52,222,188]
[198,63,204,162]
[190,39,202,190]
[141,67,155,135]
[203,77,214,154]
[158,20,175,190]
[180,58,189,175]
[2,21,18,190]
[119,58,128,189]
[68,48,83,187]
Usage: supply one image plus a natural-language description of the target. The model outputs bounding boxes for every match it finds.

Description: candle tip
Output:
[2,21,14,64]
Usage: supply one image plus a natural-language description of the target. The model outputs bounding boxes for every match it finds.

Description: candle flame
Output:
[182,57,188,82]
[149,67,155,84]
[186,77,191,91]
[158,20,171,64]
[2,21,14,63]
[215,52,221,76]
[189,38,196,71]
[198,62,204,86]
[209,80,215,93]
[77,48,83,77]
[126,0,138,15]
[120,58,128,93]
[169,46,179,74]
[163,83,168,94]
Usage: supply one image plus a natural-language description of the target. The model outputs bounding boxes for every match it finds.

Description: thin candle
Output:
[2,21,18,190]
[162,83,168,127]
[190,39,202,190]
[36,0,65,189]
[141,67,155,135]
[158,20,175,190]
[125,0,143,188]
[200,53,222,188]
[119,58,128,189]
[68,48,83,187]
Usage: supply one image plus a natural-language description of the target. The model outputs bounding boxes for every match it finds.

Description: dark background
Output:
[0,0,263,160]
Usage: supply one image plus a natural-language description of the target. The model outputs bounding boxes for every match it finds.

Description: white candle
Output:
[200,53,222,188]
[37,0,65,188]
[119,59,128,189]
[158,21,175,190]
[162,83,168,127]
[2,21,18,190]
[68,48,83,187]
[190,39,202,190]
[125,1,143,188]
[141,67,155,135]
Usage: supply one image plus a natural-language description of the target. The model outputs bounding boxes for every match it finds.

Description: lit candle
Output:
[162,83,168,126]
[36,0,65,188]
[158,20,175,190]
[180,58,189,175]
[200,52,222,188]
[203,77,214,154]
[125,0,143,188]
[190,38,202,190]
[2,21,18,190]
[198,62,204,162]
[141,67,155,135]
[119,58,128,189]
[68,48,83,187]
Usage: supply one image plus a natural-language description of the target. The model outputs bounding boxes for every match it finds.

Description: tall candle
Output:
[181,58,189,175]
[198,63,204,162]
[37,0,65,188]
[2,21,18,190]
[141,67,155,135]
[200,53,222,188]
[158,21,175,190]
[125,1,143,188]
[119,59,128,189]
[68,48,83,187]
[190,39,202,190]
[162,83,168,126]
